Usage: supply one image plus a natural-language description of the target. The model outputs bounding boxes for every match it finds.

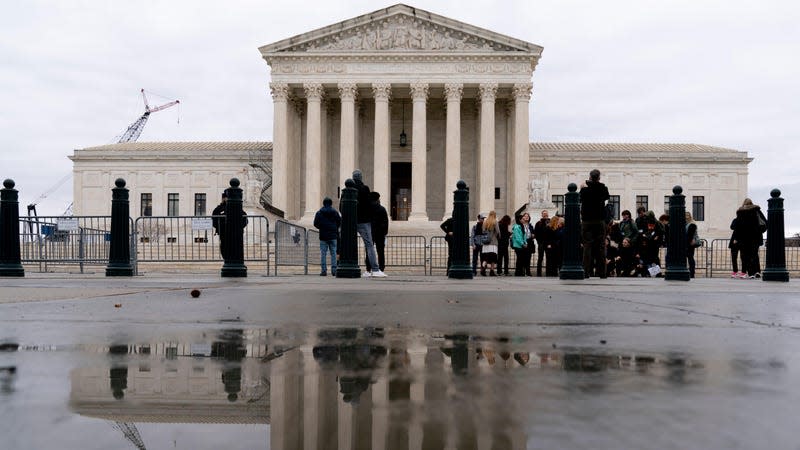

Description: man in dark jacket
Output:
[314,197,341,276]
[440,216,454,274]
[533,210,550,276]
[365,191,389,273]
[352,169,384,277]
[579,169,610,278]
[212,191,248,261]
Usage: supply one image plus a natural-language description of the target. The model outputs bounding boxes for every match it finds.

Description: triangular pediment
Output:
[259,4,542,55]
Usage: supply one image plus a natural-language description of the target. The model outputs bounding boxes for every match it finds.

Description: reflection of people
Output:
[110,366,128,400]
[212,330,246,402]
[222,367,242,402]
[513,352,530,366]
[313,197,341,276]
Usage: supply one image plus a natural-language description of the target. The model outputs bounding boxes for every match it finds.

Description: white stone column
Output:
[444,83,463,219]
[303,83,324,221]
[372,83,392,205]
[339,82,358,188]
[270,83,289,215]
[478,83,498,214]
[409,82,429,221]
[513,83,533,211]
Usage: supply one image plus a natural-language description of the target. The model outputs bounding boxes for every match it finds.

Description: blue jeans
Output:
[320,239,337,274]
[356,223,379,271]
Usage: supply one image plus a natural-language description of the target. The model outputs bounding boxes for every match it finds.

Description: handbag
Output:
[757,212,767,233]
[481,233,491,245]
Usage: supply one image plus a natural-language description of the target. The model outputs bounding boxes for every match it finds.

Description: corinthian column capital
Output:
[270,82,290,101]
[444,83,463,102]
[513,82,533,101]
[371,82,392,101]
[478,82,498,103]
[410,82,429,101]
[303,83,325,101]
[338,82,358,101]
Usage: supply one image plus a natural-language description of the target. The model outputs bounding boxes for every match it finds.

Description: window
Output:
[664,195,671,214]
[693,196,705,221]
[608,195,620,220]
[636,195,649,212]
[552,194,564,215]
[494,187,501,200]
[167,193,179,217]
[194,193,207,216]
[140,193,152,217]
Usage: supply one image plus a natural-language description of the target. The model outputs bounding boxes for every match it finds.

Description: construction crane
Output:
[116,89,179,143]
[27,173,73,218]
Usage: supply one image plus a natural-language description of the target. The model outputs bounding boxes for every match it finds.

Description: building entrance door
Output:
[390,162,411,221]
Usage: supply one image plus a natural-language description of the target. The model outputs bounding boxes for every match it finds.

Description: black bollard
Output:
[106,178,133,276]
[763,189,789,282]
[0,179,24,277]
[449,180,473,279]
[221,178,247,277]
[665,185,690,281]
[336,179,360,278]
[560,183,584,280]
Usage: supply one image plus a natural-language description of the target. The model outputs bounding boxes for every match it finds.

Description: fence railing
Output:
[134,215,270,272]
[19,216,135,274]
[16,216,798,278]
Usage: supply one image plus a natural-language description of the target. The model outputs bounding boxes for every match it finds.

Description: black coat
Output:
[354,180,372,224]
[579,181,610,221]
[314,205,342,241]
[733,206,766,247]
[370,202,389,240]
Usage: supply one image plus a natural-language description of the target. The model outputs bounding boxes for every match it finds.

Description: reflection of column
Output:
[513,83,533,210]
[444,83,463,219]
[409,347,427,450]
[478,83,498,214]
[371,375,389,450]
[372,83,392,205]
[339,83,358,187]
[302,346,319,450]
[270,83,290,214]
[271,349,303,450]
[303,83,324,220]
[409,82,429,221]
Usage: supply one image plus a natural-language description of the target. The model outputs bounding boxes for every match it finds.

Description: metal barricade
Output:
[710,238,798,278]
[19,216,134,274]
[429,236,448,275]
[273,219,308,275]
[134,215,270,273]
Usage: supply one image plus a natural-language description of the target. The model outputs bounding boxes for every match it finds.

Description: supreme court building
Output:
[71,4,751,238]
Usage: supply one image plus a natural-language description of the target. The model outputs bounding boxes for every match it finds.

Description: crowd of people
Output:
[458,169,768,279]
[313,168,768,280]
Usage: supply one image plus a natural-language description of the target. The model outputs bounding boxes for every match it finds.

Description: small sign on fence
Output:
[56,218,79,231]
[191,217,213,231]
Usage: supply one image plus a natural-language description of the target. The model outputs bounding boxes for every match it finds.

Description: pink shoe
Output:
[736,272,747,279]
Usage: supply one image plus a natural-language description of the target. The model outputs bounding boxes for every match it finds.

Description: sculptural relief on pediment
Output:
[282,15,522,53]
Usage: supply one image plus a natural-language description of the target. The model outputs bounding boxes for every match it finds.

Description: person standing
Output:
[733,198,767,278]
[212,191,229,260]
[440,216,454,274]
[313,197,341,276]
[533,210,550,276]
[497,215,512,276]
[579,169,610,278]
[365,192,389,273]
[470,213,486,276]
[728,218,745,278]
[352,169,385,278]
[511,212,534,276]
[685,211,699,278]
[545,215,564,277]
[481,211,501,276]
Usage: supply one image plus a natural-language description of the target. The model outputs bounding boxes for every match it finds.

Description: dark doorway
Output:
[390,162,411,221]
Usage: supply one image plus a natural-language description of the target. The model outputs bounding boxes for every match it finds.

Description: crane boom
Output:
[116,89,179,143]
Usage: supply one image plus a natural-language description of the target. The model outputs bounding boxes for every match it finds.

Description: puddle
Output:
[0,327,796,449]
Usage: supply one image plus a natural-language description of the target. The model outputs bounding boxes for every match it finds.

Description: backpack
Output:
[687,223,701,248]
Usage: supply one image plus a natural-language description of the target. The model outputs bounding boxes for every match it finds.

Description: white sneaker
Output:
[361,271,372,278]
[371,270,387,278]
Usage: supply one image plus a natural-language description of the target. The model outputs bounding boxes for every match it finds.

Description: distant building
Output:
[70,4,751,238]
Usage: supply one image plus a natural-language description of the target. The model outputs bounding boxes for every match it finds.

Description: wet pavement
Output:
[1,274,799,449]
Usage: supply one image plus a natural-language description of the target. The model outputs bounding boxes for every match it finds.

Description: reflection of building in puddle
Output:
[68,328,718,449]
[70,330,270,425]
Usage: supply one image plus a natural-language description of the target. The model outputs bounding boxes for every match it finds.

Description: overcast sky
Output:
[2,0,798,231]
